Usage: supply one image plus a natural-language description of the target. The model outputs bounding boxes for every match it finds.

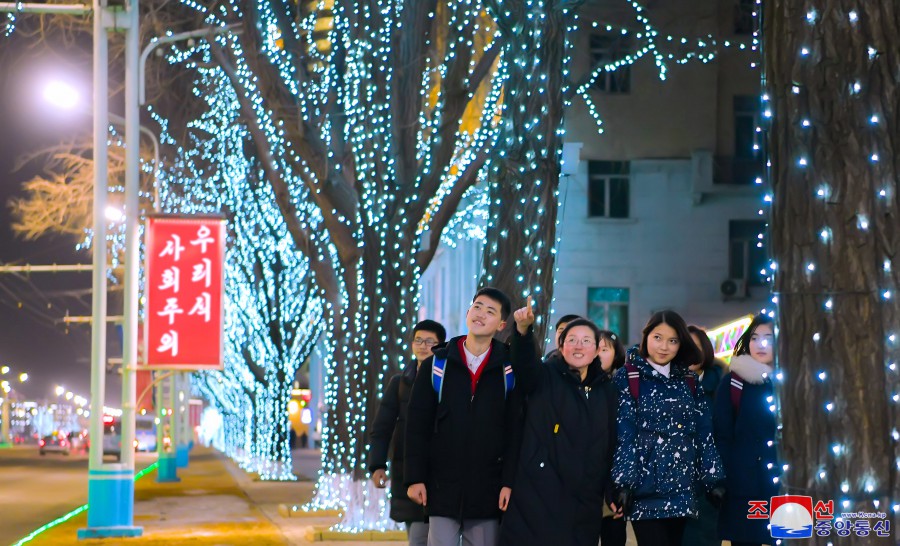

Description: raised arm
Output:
[509,295,543,394]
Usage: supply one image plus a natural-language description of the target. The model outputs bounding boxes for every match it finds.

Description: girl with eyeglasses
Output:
[500,301,618,546]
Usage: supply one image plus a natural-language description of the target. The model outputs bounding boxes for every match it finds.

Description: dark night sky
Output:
[1,32,123,405]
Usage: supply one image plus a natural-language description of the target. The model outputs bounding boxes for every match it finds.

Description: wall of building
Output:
[417,0,769,348]
[551,158,766,346]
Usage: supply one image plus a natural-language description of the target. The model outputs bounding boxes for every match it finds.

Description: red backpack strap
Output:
[625,363,640,402]
[685,374,697,397]
[730,373,744,413]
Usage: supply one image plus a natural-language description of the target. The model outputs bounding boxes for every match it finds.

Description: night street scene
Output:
[0,1,897,545]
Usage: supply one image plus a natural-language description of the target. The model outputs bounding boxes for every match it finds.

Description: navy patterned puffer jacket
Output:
[611,346,723,520]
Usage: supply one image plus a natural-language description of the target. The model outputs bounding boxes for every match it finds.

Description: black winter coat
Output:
[713,354,779,544]
[500,329,617,546]
[404,336,521,521]
[367,360,426,523]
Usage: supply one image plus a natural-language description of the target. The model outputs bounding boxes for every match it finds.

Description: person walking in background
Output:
[682,325,727,546]
[499,300,618,546]
[713,314,778,546]
[368,319,447,545]
[405,288,520,546]
[596,329,628,546]
[611,310,724,546]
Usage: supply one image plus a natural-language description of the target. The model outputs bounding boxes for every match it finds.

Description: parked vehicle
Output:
[39,432,71,456]
[134,414,157,452]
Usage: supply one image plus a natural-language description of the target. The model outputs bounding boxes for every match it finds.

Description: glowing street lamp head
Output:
[105,206,125,222]
[42,80,81,111]
[55,385,65,396]
[18,373,28,382]
[0,366,9,375]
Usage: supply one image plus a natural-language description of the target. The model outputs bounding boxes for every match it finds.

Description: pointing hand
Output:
[513,295,535,335]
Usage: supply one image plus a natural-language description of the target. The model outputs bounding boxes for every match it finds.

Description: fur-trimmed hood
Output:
[729,354,774,384]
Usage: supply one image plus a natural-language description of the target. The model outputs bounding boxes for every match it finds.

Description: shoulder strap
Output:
[504,364,515,399]
[685,374,697,397]
[432,357,447,404]
[730,373,744,413]
[625,363,640,402]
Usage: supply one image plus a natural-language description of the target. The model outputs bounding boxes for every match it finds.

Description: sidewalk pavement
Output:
[20,446,648,546]
[22,446,404,546]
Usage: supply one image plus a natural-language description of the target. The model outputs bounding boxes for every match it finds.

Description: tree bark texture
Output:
[479,0,582,344]
[765,1,900,542]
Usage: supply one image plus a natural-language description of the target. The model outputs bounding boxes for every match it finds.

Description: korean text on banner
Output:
[144,215,225,370]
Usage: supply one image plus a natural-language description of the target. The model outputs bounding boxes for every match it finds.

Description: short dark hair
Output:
[558,318,602,349]
[733,314,775,356]
[687,325,715,371]
[639,310,702,366]
[598,329,626,371]
[555,314,582,331]
[473,287,512,321]
[414,319,446,344]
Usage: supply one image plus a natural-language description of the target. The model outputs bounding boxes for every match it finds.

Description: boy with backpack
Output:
[404,287,521,546]
[368,319,447,545]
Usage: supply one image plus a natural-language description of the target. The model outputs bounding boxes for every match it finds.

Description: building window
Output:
[588,161,630,218]
[734,0,755,35]
[589,34,631,93]
[729,220,767,286]
[588,287,629,343]
[730,96,764,185]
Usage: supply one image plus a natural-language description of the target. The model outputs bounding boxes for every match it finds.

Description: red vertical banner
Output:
[143,215,226,370]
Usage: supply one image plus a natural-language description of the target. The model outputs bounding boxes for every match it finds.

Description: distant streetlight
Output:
[55,385,65,396]
[0,366,9,375]
[18,373,27,382]
[41,80,162,208]
[42,80,81,111]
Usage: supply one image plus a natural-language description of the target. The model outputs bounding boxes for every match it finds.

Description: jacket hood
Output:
[546,354,607,387]
[729,354,774,384]
[625,345,692,380]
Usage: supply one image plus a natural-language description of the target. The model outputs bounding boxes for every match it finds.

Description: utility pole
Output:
[10,0,150,537]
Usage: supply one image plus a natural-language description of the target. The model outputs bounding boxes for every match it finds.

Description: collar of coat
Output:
[625,345,693,381]
[729,354,774,384]
[430,335,509,372]
[401,359,419,383]
[546,354,608,387]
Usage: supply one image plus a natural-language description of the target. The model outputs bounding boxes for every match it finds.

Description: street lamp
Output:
[42,79,162,209]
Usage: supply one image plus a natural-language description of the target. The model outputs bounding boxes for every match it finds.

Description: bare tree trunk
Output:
[479,0,582,344]
[765,1,900,542]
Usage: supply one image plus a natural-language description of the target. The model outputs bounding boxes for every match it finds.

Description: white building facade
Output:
[419,0,769,346]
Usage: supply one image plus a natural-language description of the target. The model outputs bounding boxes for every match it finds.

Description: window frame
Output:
[587,160,630,219]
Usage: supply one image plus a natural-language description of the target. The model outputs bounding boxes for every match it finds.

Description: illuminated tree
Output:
[478,0,583,343]
[764,1,900,540]
[165,0,502,527]
[159,67,325,479]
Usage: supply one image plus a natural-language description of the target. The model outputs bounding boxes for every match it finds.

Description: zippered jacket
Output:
[404,336,521,520]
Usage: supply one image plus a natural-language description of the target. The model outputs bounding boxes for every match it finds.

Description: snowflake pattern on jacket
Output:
[611,346,724,520]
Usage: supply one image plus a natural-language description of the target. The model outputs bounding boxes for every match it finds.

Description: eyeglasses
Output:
[564,338,595,347]
[413,338,438,347]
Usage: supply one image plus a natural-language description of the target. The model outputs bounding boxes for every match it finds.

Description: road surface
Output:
[0,445,154,545]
